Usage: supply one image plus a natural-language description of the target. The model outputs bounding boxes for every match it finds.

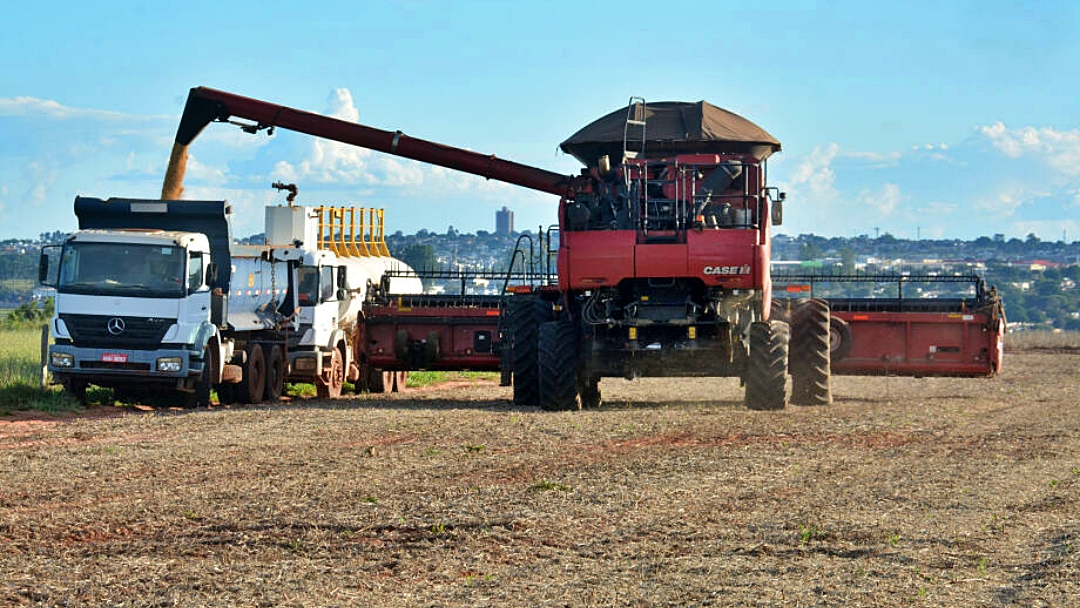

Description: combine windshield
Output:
[57,242,187,298]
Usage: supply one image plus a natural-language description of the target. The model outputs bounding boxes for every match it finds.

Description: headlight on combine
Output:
[294,356,318,371]
[51,353,74,368]
[156,357,183,373]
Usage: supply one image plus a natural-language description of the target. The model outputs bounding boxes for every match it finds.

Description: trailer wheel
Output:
[538,320,581,411]
[265,345,286,402]
[745,320,789,411]
[829,317,853,362]
[791,298,832,406]
[240,343,267,404]
[509,296,550,406]
[317,347,344,400]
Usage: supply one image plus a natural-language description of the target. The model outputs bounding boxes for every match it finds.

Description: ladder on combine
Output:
[622,96,647,162]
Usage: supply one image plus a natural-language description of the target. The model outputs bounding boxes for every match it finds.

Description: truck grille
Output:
[61,314,174,350]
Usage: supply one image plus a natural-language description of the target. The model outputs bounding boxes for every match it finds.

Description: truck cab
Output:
[43,229,216,397]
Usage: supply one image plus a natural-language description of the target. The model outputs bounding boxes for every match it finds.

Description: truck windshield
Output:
[297,266,319,305]
[57,242,187,298]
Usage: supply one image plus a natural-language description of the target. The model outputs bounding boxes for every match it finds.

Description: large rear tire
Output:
[508,296,550,406]
[790,298,832,406]
[538,320,581,411]
[745,320,789,411]
[240,343,267,405]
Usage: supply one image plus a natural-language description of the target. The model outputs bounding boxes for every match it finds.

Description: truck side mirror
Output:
[206,263,219,288]
[771,200,783,226]
[38,255,49,285]
[337,265,348,289]
[38,245,60,287]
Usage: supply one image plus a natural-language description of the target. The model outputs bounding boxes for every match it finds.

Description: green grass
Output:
[0,327,81,415]
[405,370,498,388]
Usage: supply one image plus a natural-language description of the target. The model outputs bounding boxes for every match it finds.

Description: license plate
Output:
[102,353,128,363]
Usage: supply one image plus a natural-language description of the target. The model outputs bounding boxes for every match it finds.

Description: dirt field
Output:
[2,353,1078,607]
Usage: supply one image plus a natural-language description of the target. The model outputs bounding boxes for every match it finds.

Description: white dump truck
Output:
[41,196,421,405]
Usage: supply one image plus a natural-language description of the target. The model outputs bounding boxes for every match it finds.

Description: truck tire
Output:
[265,345,286,402]
[745,320,789,411]
[240,343,267,404]
[790,298,832,406]
[538,320,581,411]
[186,363,212,409]
[509,296,550,406]
[829,317,853,362]
[61,377,88,404]
[316,347,344,400]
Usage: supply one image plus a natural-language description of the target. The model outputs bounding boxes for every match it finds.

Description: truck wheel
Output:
[316,347,344,400]
[61,377,88,404]
[509,296,550,406]
[265,345,286,402]
[186,359,213,409]
[829,317,853,362]
[538,320,581,411]
[240,343,267,404]
[791,298,832,406]
[745,320,789,411]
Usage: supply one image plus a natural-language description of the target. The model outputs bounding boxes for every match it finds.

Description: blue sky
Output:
[2,0,1078,242]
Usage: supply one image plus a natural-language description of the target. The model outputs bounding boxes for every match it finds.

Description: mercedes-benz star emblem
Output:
[106,317,126,336]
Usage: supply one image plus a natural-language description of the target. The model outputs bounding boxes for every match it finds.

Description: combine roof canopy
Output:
[560,101,781,167]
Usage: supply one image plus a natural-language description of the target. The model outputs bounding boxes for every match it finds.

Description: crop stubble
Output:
[1,353,1078,606]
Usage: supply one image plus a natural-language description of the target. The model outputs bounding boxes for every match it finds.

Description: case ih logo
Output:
[703,264,751,276]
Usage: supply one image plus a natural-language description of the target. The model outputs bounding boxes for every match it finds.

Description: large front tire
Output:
[745,320,789,411]
[790,298,832,406]
[509,297,550,406]
[538,320,581,411]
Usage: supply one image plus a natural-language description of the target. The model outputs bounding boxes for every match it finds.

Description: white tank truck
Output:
[262,193,422,399]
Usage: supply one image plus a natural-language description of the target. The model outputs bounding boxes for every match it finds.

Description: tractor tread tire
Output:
[538,320,580,411]
[745,320,789,411]
[791,298,832,406]
[509,296,550,406]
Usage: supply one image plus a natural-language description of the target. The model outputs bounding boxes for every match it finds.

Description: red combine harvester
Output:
[165,87,1003,409]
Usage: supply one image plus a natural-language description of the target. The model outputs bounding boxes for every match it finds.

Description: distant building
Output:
[496,206,514,235]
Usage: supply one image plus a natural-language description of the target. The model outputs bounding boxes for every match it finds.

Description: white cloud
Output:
[979,122,1080,176]
[0,96,171,122]
[859,182,903,216]
[786,143,841,204]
